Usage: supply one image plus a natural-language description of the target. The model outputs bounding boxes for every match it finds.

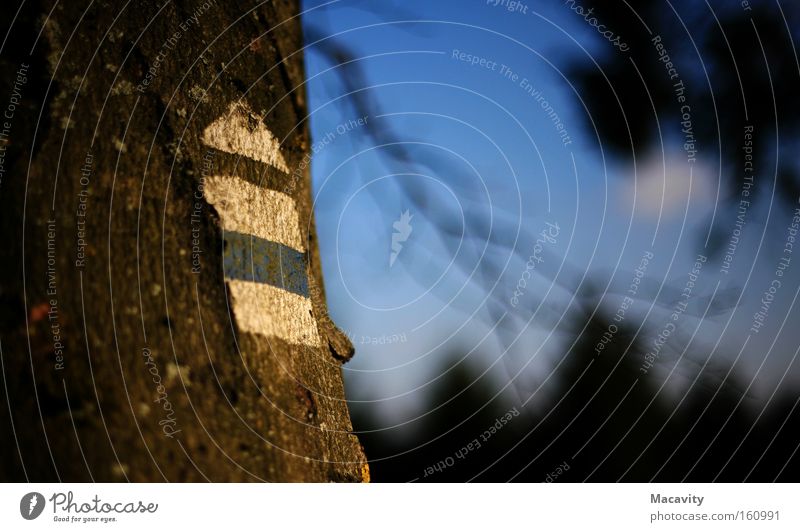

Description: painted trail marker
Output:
[202,100,321,348]
[202,101,290,173]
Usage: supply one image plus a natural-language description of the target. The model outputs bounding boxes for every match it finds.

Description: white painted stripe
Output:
[204,175,305,252]
[227,279,321,347]
[202,100,290,173]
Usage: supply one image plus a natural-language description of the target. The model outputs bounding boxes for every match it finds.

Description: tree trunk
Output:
[0,0,368,482]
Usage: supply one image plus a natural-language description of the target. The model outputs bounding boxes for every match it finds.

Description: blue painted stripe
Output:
[222,231,309,297]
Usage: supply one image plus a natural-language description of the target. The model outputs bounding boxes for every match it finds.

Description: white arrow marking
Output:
[202,100,290,173]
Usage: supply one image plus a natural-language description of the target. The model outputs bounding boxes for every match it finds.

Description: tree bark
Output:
[0,0,368,482]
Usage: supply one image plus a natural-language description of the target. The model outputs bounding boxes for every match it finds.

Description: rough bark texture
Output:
[0,0,368,482]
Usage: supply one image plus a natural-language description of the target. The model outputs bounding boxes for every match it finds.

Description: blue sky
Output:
[300,0,800,424]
